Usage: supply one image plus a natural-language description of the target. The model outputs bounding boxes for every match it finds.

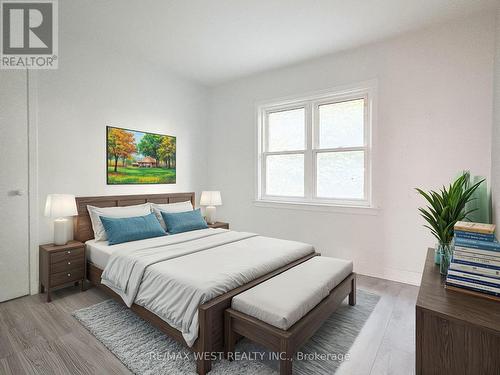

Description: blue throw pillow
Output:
[161,208,208,234]
[100,213,166,245]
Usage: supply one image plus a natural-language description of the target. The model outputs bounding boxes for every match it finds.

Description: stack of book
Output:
[446,221,500,299]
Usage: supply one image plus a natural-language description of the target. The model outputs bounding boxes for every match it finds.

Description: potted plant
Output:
[416,173,483,275]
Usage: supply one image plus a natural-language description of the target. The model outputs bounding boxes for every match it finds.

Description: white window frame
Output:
[256,81,376,209]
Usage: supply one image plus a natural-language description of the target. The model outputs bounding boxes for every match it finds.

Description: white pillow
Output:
[151,201,193,230]
[87,203,152,241]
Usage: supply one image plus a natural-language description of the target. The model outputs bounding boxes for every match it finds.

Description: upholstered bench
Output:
[224,256,355,375]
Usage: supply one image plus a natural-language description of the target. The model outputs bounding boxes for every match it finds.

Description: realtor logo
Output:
[1,0,58,69]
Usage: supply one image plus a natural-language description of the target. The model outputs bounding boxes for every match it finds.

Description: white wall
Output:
[492,10,500,226]
[36,33,210,244]
[208,14,495,285]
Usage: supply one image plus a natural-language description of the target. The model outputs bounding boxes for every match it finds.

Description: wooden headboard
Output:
[74,192,195,242]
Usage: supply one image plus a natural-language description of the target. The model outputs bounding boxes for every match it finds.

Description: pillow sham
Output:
[160,208,208,235]
[87,203,151,241]
[100,213,166,245]
[151,201,193,230]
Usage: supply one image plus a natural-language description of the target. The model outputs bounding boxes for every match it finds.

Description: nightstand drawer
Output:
[51,257,85,274]
[50,268,84,287]
[50,247,84,264]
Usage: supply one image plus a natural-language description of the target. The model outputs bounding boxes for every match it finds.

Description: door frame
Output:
[28,70,39,295]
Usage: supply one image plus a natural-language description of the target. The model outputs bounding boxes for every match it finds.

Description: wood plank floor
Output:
[0,275,418,374]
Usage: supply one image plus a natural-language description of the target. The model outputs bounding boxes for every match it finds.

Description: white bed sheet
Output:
[99,228,316,346]
[85,239,113,269]
[85,234,195,269]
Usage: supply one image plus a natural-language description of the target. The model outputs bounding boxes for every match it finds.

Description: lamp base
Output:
[54,218,69,245]
[205,206,217,225]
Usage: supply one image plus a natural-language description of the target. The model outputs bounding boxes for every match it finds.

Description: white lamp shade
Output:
[200,191,222,206]
[44,194,78,218]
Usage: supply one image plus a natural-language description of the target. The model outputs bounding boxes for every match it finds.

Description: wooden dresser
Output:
[416,249,500,374]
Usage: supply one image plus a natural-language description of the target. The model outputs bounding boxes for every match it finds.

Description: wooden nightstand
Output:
[207,221,229,229]
[39,241,86,302]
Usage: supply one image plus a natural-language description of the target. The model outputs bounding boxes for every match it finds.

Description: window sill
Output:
[253,199,380,215]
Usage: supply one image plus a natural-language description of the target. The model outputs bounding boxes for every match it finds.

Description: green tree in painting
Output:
[170,137,176,168]
[137,134,162,167]
[107,128,136,172]
[158,136,176,169]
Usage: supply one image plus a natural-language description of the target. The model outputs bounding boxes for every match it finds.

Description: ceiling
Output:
[62,0,498,86]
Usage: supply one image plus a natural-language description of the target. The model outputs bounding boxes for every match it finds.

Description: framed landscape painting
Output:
[106,126,176,184]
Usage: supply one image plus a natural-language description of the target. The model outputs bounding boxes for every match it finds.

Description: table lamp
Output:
[44,194,78,245]
[200,191,222,224]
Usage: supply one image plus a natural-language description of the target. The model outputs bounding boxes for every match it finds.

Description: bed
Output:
[74,192,318,374]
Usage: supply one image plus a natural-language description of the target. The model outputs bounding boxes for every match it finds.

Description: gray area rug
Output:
[73,290,379,374]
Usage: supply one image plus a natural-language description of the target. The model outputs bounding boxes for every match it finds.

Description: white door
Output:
[0,70,30,302]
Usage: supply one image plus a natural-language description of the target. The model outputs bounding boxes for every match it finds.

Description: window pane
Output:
[268,108,305,152]
[316,151,364,199]
[266,154,304,197]
[319,99,364,148]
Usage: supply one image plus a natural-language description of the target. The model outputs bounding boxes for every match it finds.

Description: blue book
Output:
[447,274,500,289]
[454,237,500,252]
[450,260,500,279]
[454,230,496,242]
[451,259,500,271]
[446,281,500,297]
[452,251,500,267]
[454,245,500,259]
[448,269,500,282]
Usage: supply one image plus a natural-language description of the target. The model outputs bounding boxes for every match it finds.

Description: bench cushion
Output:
[231,256,353,330]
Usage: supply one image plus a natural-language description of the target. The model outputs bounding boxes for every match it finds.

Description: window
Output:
[257,82,374,208]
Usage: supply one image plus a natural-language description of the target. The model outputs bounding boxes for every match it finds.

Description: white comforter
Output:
[101,228,315,346]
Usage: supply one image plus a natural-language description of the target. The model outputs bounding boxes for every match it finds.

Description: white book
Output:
[453,246,500,259]
[449,262,500,278]
[447,269,500,285]
[445,278,500,294]
[453,252,500,268]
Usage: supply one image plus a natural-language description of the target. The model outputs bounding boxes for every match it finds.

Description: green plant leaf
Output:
[415,173,485,244]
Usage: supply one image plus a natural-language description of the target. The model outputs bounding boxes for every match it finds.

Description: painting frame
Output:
[106,125,176,185]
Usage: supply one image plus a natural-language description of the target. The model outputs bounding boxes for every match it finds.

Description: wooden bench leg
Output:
[349,276,356,306]
[224,310,236,360]
[279,339,293,375]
